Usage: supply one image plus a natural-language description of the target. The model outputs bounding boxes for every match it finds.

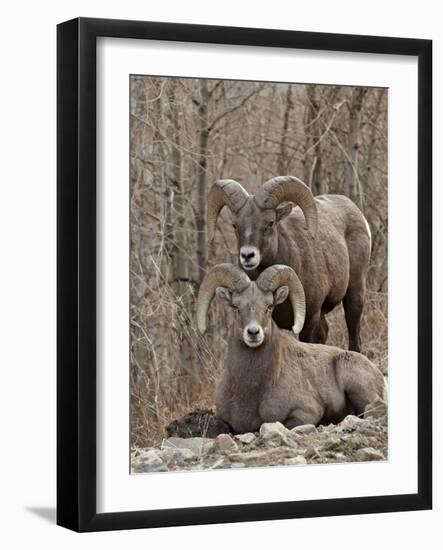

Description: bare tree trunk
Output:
[365,88,384,187]
[278,84,293,174]
[168,83,187,286]
[305,85,324,196]
[167,82,197,399]
[345,88,366,206]
[196,79,209,284]
[364,88,386,290]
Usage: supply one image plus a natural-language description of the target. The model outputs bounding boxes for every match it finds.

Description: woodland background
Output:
[130,77,388,448]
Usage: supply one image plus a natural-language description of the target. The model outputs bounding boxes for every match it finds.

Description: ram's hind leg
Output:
[343,281,364,352]
[343,225,370,352]
[339,354,385,416]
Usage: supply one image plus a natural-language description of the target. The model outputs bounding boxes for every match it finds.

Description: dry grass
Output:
[327,290,388,375]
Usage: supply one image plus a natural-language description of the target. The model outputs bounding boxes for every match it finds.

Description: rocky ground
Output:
[131,402,388,473]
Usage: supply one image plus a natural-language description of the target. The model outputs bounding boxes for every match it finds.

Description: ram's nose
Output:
[246,326,260,337]
[241,251,255,262]
[243,324,264,348]
[240,246,260,270]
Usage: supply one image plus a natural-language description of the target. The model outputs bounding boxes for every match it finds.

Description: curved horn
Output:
[197,263,250,334]
[255,176,318,236]
[257,265,306,335]
[207,180,249,243]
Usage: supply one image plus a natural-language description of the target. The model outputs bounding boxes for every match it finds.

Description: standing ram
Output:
[207,176,371,352]
[197,264,386,434]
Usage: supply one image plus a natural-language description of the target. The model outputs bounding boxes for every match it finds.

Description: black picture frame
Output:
[57,17,432,532]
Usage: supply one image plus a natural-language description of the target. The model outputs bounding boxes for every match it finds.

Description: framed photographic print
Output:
[57,17,432,532]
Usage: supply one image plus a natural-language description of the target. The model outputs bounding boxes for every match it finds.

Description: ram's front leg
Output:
[284,405,323,429]
[205,416,233,437]
[299,311,328,344]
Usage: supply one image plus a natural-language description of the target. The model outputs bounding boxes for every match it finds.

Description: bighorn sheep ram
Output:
[197,263,385,434]
[207,176,371,351]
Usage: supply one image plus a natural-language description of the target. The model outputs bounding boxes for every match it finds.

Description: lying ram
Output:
[197,263,386,435]
[207,176,371,351]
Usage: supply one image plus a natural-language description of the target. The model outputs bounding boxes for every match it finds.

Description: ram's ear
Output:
[273,285,289,305]
[215,287,232,305]
[275,203,293,222]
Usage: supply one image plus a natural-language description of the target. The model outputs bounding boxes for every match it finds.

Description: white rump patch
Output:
[363,216,372,250]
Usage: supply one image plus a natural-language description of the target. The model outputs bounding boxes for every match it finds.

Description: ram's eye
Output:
[232,305,239,312]
[266,221,274,230]
[232,223,237,231]
[267,305,273,312]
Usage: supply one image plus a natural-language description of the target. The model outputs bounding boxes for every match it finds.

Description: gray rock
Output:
[333,452,348,462]
[284,456,307,465]
[340,415,364,431]
[131,406,388,472]
[160,447,195,463]
[162,437,214,456]
[355,447,385,462]
[319,438,343,452]
[260,422,296,447]
[342,433,371,447]
[159,447,176,462]
[214,434,239,453]
[229,450,268,462]
[174,447,196,461]
[291,424,317,435]
[132,450,169,473]
[235,432,256,445]
[210,458,226,469]
[305,446,321,460]
[358,425,383,437]
[322,451,342,460]
[260,422,288,439]
[138,449,162,464]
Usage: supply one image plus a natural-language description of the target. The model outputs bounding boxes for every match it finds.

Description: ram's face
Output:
[219,284,272,347]
[231,198,293,271]
[216,283,289,348]
[231,200,278,271]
